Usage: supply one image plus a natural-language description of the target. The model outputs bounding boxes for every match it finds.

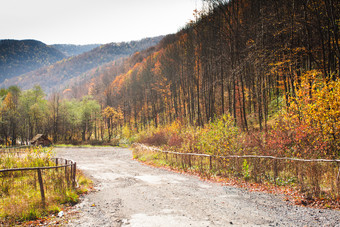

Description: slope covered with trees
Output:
[99,0,339,157]
[61,44,161,100]
[105,0,339,129]
[0,0,339,158]
[0,39,66,83]
[0,36,164,94]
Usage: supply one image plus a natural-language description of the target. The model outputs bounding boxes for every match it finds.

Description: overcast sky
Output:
[0,0,204,45]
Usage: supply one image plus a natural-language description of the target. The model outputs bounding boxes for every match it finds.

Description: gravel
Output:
[55,147,340,227]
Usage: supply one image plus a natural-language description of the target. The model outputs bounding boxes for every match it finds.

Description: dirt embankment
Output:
[55,147,340,227]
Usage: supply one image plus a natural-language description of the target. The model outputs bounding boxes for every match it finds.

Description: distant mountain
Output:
[0,36,164,93]
[0,39,66,83]
[61,45,159,100]
[51,44,101,57]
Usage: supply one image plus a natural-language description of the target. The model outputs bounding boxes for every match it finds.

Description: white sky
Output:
[0,0,204,45]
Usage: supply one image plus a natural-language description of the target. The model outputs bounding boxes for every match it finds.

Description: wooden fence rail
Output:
[0,150,77,207]
[134,143,340,163]
[133,143,340,199]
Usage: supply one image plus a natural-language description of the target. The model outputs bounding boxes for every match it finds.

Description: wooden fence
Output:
[133,143,340,199]
[0,148,76,208]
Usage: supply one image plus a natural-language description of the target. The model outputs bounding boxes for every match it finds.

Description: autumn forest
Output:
[1,0,339,160]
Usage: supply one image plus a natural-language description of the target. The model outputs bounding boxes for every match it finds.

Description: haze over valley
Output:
[0,36,163,94]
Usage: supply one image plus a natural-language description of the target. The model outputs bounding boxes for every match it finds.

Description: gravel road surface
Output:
[56,147,340,227]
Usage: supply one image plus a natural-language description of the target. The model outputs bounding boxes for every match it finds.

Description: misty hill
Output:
[51,44,101,57]
[0,36,164,93]
[0,39,66,83]
[61,45,160,99]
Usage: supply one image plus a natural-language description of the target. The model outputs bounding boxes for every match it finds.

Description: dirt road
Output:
[56,147,339,227]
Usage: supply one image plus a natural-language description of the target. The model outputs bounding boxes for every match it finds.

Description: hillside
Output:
[61,44,161,99]
[99,0,339,130]
[73,0,339,160]
[0,39,66,83]
[0,36,163,93]
[51,44,101,57]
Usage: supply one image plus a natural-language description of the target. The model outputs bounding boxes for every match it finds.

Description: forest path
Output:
[56,147,339,227]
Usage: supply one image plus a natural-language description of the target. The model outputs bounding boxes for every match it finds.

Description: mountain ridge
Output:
[51,44,101,57]
[0,36,164,93]
[0,39,66,83]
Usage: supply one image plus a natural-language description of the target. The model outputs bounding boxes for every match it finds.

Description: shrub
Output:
[276,71,340,158]
[168,133,183,148]
[195,114,241,155]
[139,130,169,146]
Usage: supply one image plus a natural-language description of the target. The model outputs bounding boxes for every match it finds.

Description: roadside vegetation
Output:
[132,72,340,208]
[0,147,92,225]
[135,71,340,159]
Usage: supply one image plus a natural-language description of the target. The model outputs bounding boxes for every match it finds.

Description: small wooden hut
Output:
[30,134,52,147]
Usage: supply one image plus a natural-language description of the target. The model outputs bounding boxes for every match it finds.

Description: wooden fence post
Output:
[72,162,77,188]
[253,158,258,183]
[200,155,203,171]
[56,158,59,172]
[65,160,68,187]
[37,169,45,208]
[274,159,278,184]
[336,162,340,196]
[70,162,73,183]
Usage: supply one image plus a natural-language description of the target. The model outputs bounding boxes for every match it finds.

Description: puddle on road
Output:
[135,175,186,185]
[123,213,211,227]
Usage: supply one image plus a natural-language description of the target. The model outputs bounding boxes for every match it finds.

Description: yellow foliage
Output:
[102,106,123,124]
[2,92,16,111]
[287,70,340,155]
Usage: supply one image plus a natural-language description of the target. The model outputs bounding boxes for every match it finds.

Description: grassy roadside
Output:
[0,147,93,225]
[132,145,340,210]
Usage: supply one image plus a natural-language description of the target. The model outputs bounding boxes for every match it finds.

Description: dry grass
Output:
[133,144,340,209]
[0,147,92,225]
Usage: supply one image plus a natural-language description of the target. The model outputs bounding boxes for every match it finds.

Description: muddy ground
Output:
[55,147,339,227]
